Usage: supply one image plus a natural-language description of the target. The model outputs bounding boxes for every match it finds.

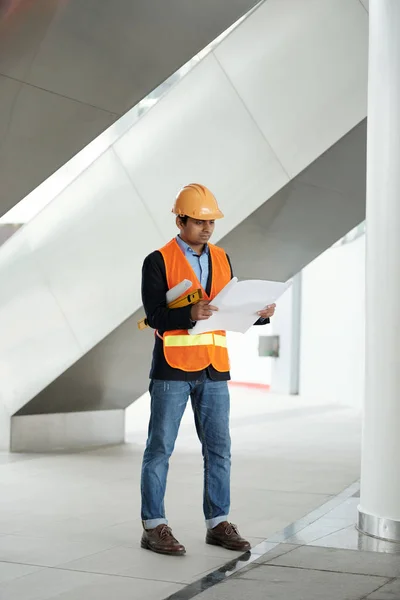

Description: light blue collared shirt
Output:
[176,235,209,290]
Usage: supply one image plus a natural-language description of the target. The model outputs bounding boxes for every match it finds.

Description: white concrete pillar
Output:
[358,0,400,541]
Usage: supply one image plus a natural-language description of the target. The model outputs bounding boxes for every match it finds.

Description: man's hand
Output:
[257,303,276,319]
[191,300,218,321]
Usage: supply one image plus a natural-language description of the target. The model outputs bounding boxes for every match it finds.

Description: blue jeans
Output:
[141,375,231,529]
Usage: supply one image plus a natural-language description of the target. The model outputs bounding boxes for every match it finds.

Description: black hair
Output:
[178,215,189,225]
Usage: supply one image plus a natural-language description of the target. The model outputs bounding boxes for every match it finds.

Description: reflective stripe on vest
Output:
[158,238,231,372]
[163,333,228,348]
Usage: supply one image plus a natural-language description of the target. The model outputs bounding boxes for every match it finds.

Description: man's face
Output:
[177,217,215,245]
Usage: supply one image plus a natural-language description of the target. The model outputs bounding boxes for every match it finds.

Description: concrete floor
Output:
[0,388,361,599]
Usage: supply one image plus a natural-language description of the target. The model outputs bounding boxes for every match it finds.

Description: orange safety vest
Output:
[158,238,231,372]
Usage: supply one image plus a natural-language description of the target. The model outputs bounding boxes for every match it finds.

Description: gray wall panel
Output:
[221,120,367,281]
[0,82,116,215]
[0,224,22,247]
[15,308,154,415]
[0,0,260,214]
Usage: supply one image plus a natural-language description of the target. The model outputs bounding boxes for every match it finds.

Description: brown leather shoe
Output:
[141,524,186,556]
[206,522,251,551]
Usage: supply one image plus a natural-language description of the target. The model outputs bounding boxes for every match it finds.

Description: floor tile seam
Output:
[0,527,133,539]
[255,545,302,565]
[306,526,356,545]
[305,496,358,515]
[192,564,230,579]
[267,504,359,540]
[231,488,337,497]
[0,564,48,587]
[51,542,134,569]
[286,522,355,545]
[0,559,189,587]
[0,531,122,545]
[299,491,357,510]
[0,559,44,567]
[46,564,189,586]
[266,515,334,542]
[0,541,123,571]
[359,576,399,600]
[251,562,394,579]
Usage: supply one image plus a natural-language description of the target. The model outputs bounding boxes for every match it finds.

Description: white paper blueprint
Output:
[189,278,291,335]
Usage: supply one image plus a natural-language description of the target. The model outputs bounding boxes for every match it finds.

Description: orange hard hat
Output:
[172,183,224,220]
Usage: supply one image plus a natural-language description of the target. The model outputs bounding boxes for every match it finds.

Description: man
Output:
[140,183,275,556]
